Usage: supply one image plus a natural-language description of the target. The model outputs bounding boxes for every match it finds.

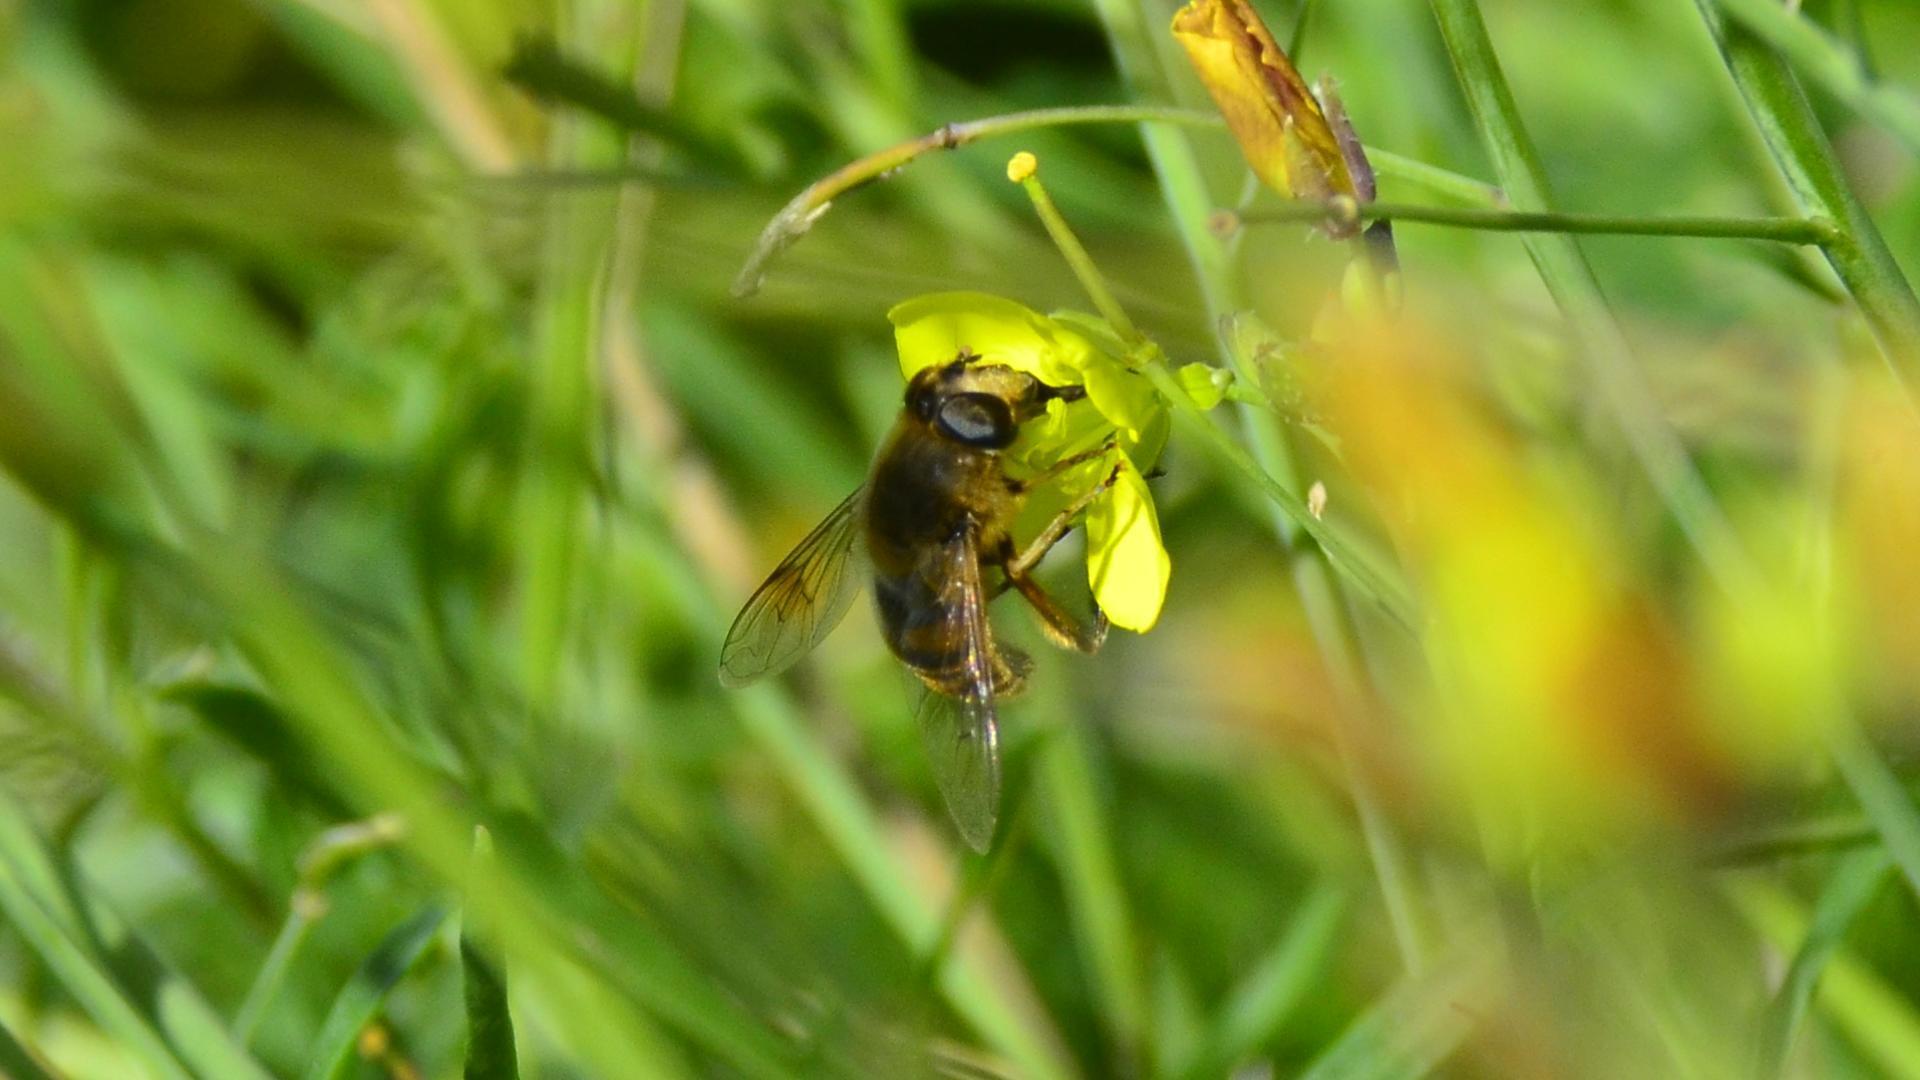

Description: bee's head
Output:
[905,350,1085,451]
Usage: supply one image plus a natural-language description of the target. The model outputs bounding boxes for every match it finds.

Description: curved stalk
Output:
[730,105,1497,296]
[1092,0,1433,976]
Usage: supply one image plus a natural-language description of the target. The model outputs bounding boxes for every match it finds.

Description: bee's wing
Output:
[913,531,1002,853]
[718,487,866,688]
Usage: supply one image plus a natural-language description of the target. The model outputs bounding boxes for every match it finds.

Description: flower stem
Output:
[1138,360,1416,627]
[1427,0,1756,595]
[1365,148,1504,206]
[1093,0,1433,975]
[1236,201,1837,244]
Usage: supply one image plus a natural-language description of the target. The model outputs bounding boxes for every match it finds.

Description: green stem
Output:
[1365,147,1504,206]
[233,907,318,1044]
[730,104,1496,296]
[1237,201,1836,243]
[1690,0,1920,911]
[1716,0,1920,156]
[1014,149,1416,623]
[1138,360,1415,627]
[1092,0,1431,974]
[236,813,409,1044]
[1039,719,1148,1068]
[1427,0,1755,595]
[1693,0,1920,397]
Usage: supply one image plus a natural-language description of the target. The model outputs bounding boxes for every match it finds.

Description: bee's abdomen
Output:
[872,572,1027,697]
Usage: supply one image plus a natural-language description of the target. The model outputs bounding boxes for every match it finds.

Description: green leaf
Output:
[462,826,519,1080]
[302,905,451,1080]
[158,681,353,820]
[0,1015,57,1080]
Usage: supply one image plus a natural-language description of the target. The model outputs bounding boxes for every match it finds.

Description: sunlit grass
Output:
[0,0,1917,1077]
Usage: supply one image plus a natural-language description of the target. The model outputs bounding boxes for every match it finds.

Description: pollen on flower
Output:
[1006,151,1039,184]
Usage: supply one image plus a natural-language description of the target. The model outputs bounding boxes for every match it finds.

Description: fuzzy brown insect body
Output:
[719,353,1117,851]
[864,360,1050,701]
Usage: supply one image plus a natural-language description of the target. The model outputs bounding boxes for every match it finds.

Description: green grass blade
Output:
[1731,877,1920,1080]
[0,789,274,1080]
[723,686,1076,1080]
[1426,0,1754,594]
[0,1014,57,1080]
[302,904,451,1080]
[1716,0,1920,157]
[1691,0,1920,407]
[1179,884,1348,1080]
[462,826,519,1080]
[159,681,354,820]
[1754,849,1893,1079]
[0,780,278,1076]
[1826,720,1920,904]
[1297,945,1496,1080]
[1037,718,1146,1067]
[0,855,189,1080]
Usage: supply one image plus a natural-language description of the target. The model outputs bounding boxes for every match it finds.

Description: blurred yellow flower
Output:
[888,292,1226,632]
[1313,320,1734,857]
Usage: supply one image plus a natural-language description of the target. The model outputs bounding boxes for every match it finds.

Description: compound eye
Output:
[935,393,1017,449]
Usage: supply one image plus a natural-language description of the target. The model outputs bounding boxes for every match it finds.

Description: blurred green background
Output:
[2,0,1920,1076]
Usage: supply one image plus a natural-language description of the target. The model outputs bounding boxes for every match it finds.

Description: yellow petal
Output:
[1086,456,1169,632]
[1081,351,1159,435]
[888,292,1088,385]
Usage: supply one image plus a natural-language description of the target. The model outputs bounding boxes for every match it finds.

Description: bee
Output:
[719,350,1121,850]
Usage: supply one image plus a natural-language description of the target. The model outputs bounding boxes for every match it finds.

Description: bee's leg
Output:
[1004,437,1118,496]
[1006,569,1109,654]
[989,463,1122,653]
[1006,462,1122,579]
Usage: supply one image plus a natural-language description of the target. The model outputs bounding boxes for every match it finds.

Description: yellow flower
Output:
[888,292,1227,632]
[1170,0,1354,205]
[1173,0,1401,305]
